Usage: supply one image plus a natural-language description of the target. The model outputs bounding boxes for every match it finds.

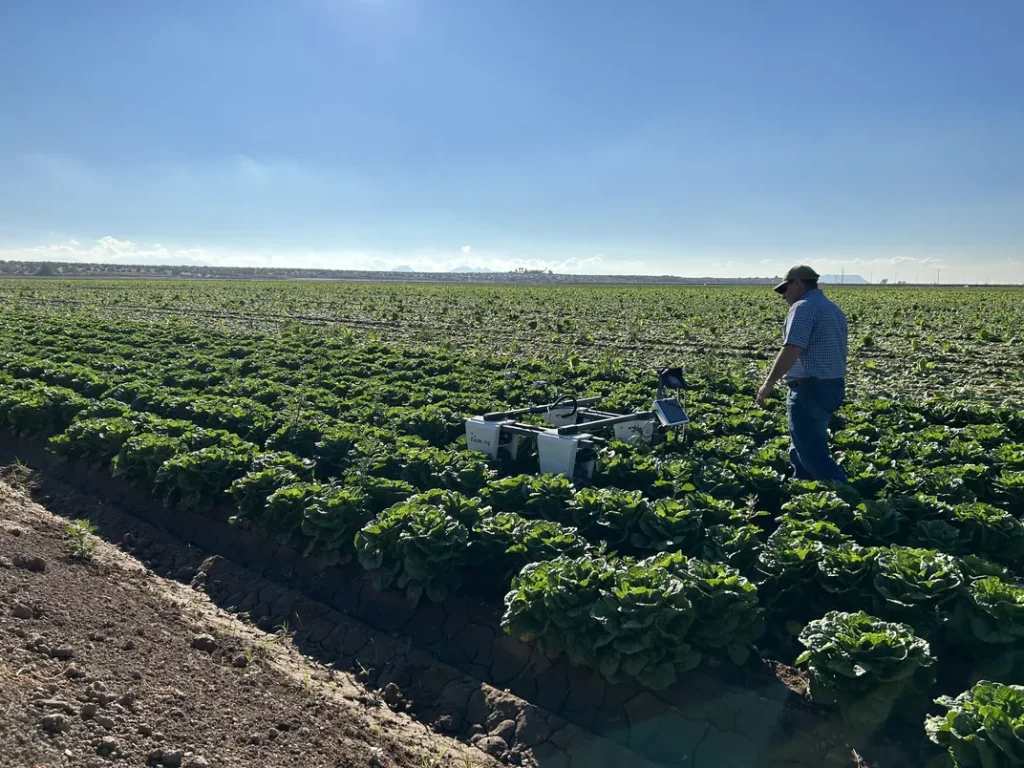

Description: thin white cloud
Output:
[0,237,616,275]
[1,237,1022,283]
[4,237,209,267]
[461,245,472,253]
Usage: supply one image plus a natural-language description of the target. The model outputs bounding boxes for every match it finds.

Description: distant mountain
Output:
[391,265,414,272]
[448,265,493,273]
[819,274,868,284]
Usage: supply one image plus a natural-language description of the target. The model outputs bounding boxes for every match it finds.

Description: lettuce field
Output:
[3,277,1024,765]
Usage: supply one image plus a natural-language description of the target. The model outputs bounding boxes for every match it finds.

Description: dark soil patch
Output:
[0,479,502,768]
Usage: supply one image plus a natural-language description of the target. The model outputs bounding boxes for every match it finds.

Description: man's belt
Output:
[786,376,844,388]
[786,377,816,388]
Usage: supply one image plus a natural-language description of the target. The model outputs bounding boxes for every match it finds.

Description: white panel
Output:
[612,418,658,445]
[542,406,578,427]
[465,417,503,459]
[536,432,580,476]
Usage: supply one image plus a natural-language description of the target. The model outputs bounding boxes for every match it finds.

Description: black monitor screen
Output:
[654,398,688,426]
[660,368,684,389]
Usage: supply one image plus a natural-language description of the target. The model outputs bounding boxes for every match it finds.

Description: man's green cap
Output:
[774,265,820,294]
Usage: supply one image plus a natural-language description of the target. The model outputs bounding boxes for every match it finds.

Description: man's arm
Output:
[756,344,803,407]
[757,298,817,407]
[765,344,803,388]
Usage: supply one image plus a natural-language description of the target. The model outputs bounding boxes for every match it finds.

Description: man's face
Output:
[782,279,804,306]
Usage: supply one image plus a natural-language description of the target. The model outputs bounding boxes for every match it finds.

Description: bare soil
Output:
[0,476,501,768]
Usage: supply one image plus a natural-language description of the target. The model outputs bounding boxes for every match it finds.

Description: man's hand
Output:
[759,345,802,408]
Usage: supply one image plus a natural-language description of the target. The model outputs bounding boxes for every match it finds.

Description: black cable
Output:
[548,393,580,417]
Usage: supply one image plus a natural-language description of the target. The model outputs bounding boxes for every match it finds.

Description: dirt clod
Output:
[13,554,47,572]
[160,749,184,767]
[12,601,33,619]
[190,634,217,653]
[383,682,403,708]
[41,714,69,733]
[49,644,74,659]
[86,682,115,706]
[36,698,77,715]
[515,706,551,746]
[492,718,517,744]
[436,713,459,733]
[474,735,509,758]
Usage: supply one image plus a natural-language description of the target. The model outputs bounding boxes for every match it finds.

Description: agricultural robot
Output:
[464,367,689,482]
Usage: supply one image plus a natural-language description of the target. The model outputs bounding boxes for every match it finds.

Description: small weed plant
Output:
[64,519,98,560]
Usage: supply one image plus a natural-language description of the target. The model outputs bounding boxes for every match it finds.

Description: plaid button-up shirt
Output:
[783,289,848,381]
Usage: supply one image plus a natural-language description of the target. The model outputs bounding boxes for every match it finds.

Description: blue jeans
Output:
[786,378,848,483]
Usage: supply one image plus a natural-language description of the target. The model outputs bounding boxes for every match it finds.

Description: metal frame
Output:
[463,367,690,482]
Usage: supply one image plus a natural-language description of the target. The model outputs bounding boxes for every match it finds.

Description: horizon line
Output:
[0,258,1013,287]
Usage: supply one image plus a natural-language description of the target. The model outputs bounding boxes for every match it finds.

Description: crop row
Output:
[3,289,1024,765]
[2,374,1023,685]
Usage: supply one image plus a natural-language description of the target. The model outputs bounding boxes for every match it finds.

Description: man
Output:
[756,265,849,483]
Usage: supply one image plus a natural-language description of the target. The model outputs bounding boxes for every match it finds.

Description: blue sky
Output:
[1,1,1022,281]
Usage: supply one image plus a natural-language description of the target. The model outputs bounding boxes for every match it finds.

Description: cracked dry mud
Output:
[0,478,502,768]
